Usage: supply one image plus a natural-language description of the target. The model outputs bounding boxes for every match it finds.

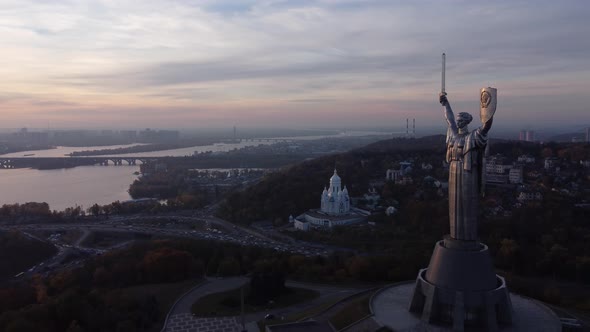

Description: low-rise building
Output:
[386,169,401,182]
[294,218,309,231]
[486,173,508,184]
[509,167,523,184]
[363,187,381,209]
[517,155,535,164]
[423,176,441,188]
[421,162,433,170]
[385,206,397,216]
[486,154,513,174]
[396,176,413,185]
[518,191,543,202]
[386,160,413,181]
[544,157,559,170]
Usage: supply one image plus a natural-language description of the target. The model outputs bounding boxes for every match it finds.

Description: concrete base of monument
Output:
[371,283,561,332]
[406,240,514,331]
[409,269,512,331]
[372,238,561,332]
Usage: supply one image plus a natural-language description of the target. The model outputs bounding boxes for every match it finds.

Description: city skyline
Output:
[1,0,589,129]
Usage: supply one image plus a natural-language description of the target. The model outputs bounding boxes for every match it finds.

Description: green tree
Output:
[498,238,520,272]
[88,204,100,217]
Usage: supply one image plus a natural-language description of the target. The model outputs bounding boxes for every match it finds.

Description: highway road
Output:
[1,212,333,280]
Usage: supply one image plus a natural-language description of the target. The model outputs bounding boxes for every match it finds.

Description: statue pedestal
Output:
[409,240,513,331]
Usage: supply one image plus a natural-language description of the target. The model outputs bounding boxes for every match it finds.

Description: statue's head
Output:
[456,112,473,129]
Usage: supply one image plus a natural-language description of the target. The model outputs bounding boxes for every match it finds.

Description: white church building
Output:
[321,169,351,215]
[293,169,368,231]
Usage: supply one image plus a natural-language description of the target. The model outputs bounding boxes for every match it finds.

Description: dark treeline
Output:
[87,197,207,217]
[128,171,196,200]
[0,144,54,156]
[0,231,57,281]
[0,202,66,224]
[0,237,421,332]
[1,232,588,332]
[0,199,207,225]
[216,136,448,224]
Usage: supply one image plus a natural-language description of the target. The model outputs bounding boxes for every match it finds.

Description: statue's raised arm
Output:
[440,94,458,137]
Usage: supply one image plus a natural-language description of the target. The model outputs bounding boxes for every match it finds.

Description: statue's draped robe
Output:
[446,127,487,241]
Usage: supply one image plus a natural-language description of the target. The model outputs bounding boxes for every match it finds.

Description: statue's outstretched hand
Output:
[439,94,448,106]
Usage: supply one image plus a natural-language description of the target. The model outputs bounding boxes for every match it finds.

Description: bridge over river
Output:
[0,156,167,169]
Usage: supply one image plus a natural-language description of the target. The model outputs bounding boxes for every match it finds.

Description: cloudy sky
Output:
[1,0,589,130]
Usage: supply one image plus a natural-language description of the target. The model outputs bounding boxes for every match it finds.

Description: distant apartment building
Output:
[9,128,49,145]
[526,130,535,142]
[120,130,137,140]
[158,130,180,142]
[519,130,535,142]
[20,131,48,145]
[53,130,87,140]
[139,128,180,143]
[139,128,156,142]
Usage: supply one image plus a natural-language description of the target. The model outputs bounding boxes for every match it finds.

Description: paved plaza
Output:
[166,314,242,332]
[371,283,562,332]
[163,277,249,332]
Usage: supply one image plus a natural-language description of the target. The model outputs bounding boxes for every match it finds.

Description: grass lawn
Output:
[329,292,374,330]
[81,231,145,248]
[191,284,319,317]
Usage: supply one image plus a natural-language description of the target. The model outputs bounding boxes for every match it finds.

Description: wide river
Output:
[0,141,274,211]
[0,132,390,211]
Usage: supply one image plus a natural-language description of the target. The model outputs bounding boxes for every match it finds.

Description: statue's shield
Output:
[480,87,497,123]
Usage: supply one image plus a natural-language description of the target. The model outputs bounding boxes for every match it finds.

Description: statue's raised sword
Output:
[441,52,446,96]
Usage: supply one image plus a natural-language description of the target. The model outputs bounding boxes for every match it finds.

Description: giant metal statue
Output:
[440,81,496,242]
[408,54,511,332]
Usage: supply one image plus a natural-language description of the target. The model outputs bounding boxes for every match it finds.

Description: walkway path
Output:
[162,278,371,332]
[74,229,91,247]
[163,277,248,332]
